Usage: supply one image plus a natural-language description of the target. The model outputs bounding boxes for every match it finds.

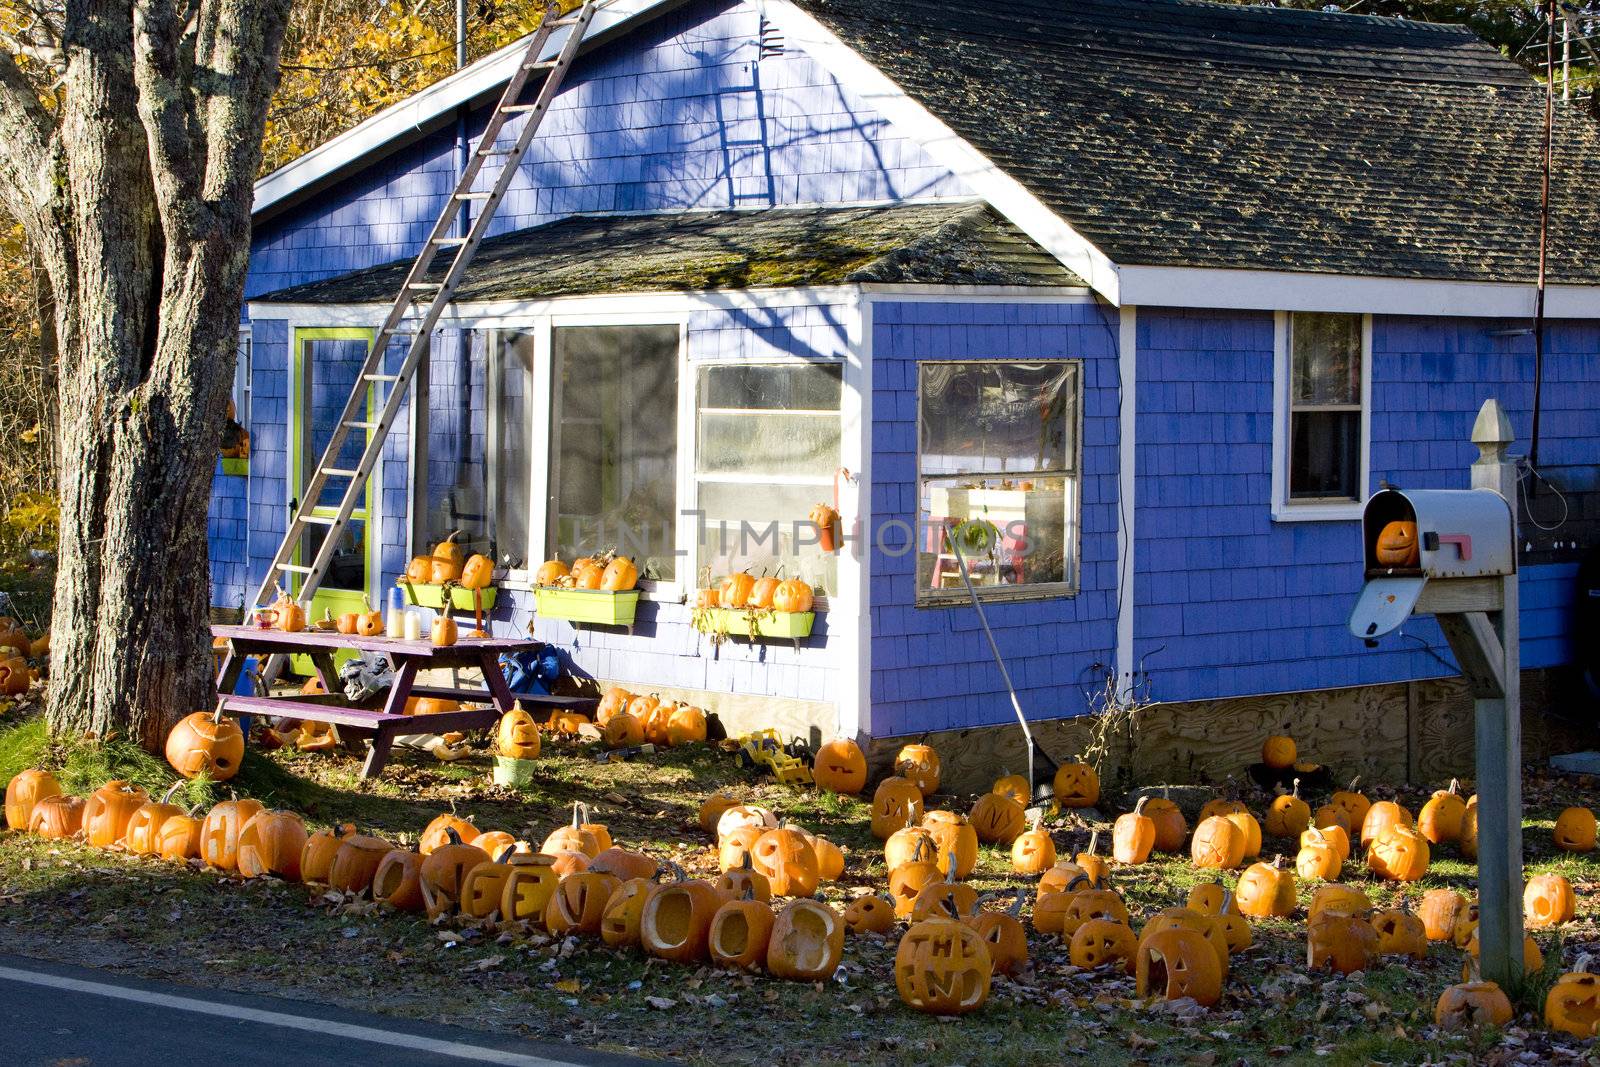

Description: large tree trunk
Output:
[0,0,291,750]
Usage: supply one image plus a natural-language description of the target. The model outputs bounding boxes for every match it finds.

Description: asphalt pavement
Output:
[0,953,660,1067]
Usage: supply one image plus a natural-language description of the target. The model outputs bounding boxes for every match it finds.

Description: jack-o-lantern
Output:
[236,809,308,881]
[1308,883,1372,925]
[766,899,844,981]
[718,826,765,874]
[894,744,941,797]
[1236,856,1296,918]
[459,850,518,920]
[1011,816,1057,875]
[1545,968,1600,1038]
[910,865,980,923]
[600,875,663,949]
[430,531,465,584]
[1374,520,1420,568]
[1199,797,1249,823]
[1313,803,1352,834]
[329,834,393,893]
[299,824,354,883]
[1073,831,1111,887]
[459,553,494,591]
[1261,733,1297,770]
[1417,779,1467,845]
[495,707,542,760]
[812,737,867,794]
[895,908,992,1014]
[714,850,771,902]
[5,768,61,830]
[200,796,264,871]
[546,871,622,937]
[708,891,775,970]
[991,772,1030,805]
[1069,916,1137,969]
[1418,889,1469,942]
[84,780,149,848]
[1360,799,1413,847]
[500,853,560,923]
[419,830,490,919]
[1136,927,1222,1007]
[803,831,844,882]
[1452,902,1481,949]
[124,784,189,856]
[1461,927,1544,980]
[1191,815,1246,870]
[871,777,925,840]
[1554,806,1597,853]
[471,830,517,860]
[750,825,820,897]
[28,793,85,839]
[1366,824,1430,882]
[1371,904,1427,959]
[698,792,740,835]
[1143,794,1188,853]
[970,791,1026,845]
[745,574,779,610]
[1031,887,1079,937]
[1039,862,1092,895]
[1525,873,1577,929]
[923,812,978,879]
[422,809,480,855]
[772,577,813,613]
[1296,824,1343,881]
[716,803,778,841]
[1053,762,1100,808]
[1113,798,1157,865]
[589,847,657,883]
[1224,809,1262,860]
[601,711,643,748]
[1307,912,1379,974]
[543,803,604,857]
[1437,978,1513,1029]
[843,894,896,936]
[966,898,1028,975]
[888,842,943,919]
[372,849,425,912]
[1063,888,1130,938]
[165,712,246,782]
[665,704,707,747]
[1310,821,1352,864]
[595,686,633,726]
[156,813,202,861]
[1329,778,1371,830]
[885,819,937,873]
[1265,779,1311,840]
[1138,908,1230,977]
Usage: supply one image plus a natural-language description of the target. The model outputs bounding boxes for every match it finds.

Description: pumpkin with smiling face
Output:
[1374,520,1420,567]
[812,737,867,794]
[893,744,941,797]
[1545,968,1600,1038]
[1053,762,1100,809]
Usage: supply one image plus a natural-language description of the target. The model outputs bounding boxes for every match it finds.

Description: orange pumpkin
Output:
[1418,779,1467,845]
[601,556,639,592]
[5,768,61,830]
[1375,520,1420,567]
[1191,815,1246,870]
[1235,855,1296,918]
[870,777,924,840]
[535,557,569,586]
[748,574,780,609]
[894,743,941,797]
[813,737,868,795]
[772,578,814,613]
[1553,806,1597,853]
[1112,798,1156,864]
[165,712,246,782]
[718,571,756,609]
[1261,734,1297,770]
[1053,762,1099,808]
[460,553,494,591]
[1367,823,1430,882]
[430,531,465,583]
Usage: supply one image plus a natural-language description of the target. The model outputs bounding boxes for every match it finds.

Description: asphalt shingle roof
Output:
[796,0,1600,284]
[252,201,1084,305]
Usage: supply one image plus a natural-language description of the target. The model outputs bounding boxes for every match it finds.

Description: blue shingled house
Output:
[214,0,1600,781]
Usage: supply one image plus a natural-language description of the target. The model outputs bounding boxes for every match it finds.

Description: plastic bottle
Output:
[386,587,405,638]
[403,610,422,642]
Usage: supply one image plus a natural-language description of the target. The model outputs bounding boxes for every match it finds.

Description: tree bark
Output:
[0,0,291,750]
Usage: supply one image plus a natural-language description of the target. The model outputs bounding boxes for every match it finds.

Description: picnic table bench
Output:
[211,625,595,778]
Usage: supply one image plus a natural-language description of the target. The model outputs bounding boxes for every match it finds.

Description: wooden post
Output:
[1468,398,1523,989]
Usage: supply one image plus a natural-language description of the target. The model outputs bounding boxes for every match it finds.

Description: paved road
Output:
[0,953,660,1067]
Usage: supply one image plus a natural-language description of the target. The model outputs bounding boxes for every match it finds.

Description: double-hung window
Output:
[1274,312,1369,520]
[916,360,1082,604]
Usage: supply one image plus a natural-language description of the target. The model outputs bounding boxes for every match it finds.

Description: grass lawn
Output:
[2,705,1598,1066]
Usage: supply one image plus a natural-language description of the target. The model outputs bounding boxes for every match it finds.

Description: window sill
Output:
[1271,501,1363,523]
[496,573,686,604]
[916,584,1078,608]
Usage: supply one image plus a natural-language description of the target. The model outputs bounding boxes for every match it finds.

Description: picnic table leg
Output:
[353,659,417,780]
[213,644,247,720]
[310,652,340,697]
[479,649,517,713]
[361,724,394,779]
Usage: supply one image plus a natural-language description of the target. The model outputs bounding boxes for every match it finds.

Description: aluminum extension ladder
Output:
[246,1,602,628]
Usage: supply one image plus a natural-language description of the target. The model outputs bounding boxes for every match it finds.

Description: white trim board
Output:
[1270,311,1372,524]
[1115,306,1137,697]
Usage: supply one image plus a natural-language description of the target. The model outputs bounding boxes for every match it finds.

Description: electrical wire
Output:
[1516,457,1571,533]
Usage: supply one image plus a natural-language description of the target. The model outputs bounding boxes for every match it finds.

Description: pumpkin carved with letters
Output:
[895,906,992,1014]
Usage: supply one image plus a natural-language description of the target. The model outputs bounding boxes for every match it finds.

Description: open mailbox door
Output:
[1348,488,1514,642]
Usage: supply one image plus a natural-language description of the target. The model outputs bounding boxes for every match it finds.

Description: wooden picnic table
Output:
[212,625,589,779]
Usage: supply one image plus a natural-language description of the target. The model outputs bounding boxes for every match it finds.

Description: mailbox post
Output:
[1347,398,1523,988]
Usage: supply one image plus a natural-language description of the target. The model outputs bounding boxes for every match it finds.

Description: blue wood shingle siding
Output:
[866,300,1122,737]
[245,0,967,299]
[208,461,250,610]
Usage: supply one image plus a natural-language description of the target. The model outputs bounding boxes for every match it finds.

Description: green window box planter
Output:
[534,587,639,627]
[399,581,498,611]
[220,457,249,477]
[694,608,815,640]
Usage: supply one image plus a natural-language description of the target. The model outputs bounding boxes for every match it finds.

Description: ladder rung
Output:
[407,281,444,289]
[433,237,469,246]
[320,468,361,478]
[523,60,558,71]
[455,191,493,199]
[344,422,378,431]
[278,564,315,575]
[300,515,338,526]
[363,374,401,382]
[548,13,585,26]
[499,104,543,114]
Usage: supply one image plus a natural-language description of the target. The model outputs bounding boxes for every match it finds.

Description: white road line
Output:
[0,965,584,1066]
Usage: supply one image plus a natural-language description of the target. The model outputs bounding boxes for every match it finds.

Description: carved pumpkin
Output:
[895,909,992,1014]
[969,791,1026,845]
[1330,778,1371,830]
[600,556,639,592]
[1417,779,1467,845]
[1554,806,1597,853]
[1452,903,1481,949]
[803,831,844,881]
[662,704,706,747]
[870,777,924,840]
[718,571,756,609]
[892,744,941,797]
[1137,927,1222,1007]
[765,898,844,981]
[1360,800,1413,848]
[495,707,541,760]
[1307,912,1379,974]
[1113,798,1157,864]
[1261,734,1297,770]
[843,894,896,936]
[1419,889,1469,941]
[430,531,465,583]
[1011,816,1057,875]
[1371,904,1427,959]
[1211,891,1255,953]
[910,864,980,923]
[430,612,458,647]
[924,812,978,879]
[546,871,621,936]
[1137,909,1230,979]
[589,847,657,883]
[1436,979,1513,1029]
[124,785,188,856]
[1064,888,1130,939]
[236,809,308,881]
[1310,821,1351,864]
[1236,856,1296,918]
[1031,887,1078,937]
[601,711,642,747]
[82,780,148,848]
[570,558,605,590]
[1296,825,1343,881]
[535,557,569,586]
[373,849,425,912]
[1313,802,1352,834]
[459,553,494,591]
[716,803,778,840]
[329,834,392,893]
[156,813,203,861]
[421,810,479,855]
[417,833,490,917]
[5,768,60,830]
[813,737,867,795]
[407,555,433,583]
[300,823,356,883]
[714,850,771,902]
[1367,823,1430,882]
[1545,968,1600,1038]
[1069,916,1137,969]
[1265,779,1311,840]
[641,879,724,963]
[594,686,632,726]
[1525,873,1577,928]
[459,849,518,920]
[888,843,943,919]
[165,712,245,782]
[966,898,1028,975]
[28,794,85,839]
[809,502,842,552]
[1141,795,1187,853]
[751,825,820,897]
[772,578,813,613]
[717,826,765,873]
[708,891,775,969]
[1374,520,1420,568]
[501,852,560,923]
[1461,928,1544,979]
[200,797,264,871]
[1224,809,1262,859]
[352,596,382,638]
[1053,762,1100,808]
[1198,797,1248,823]
[274,593,307,633]
[1191,815,1246,870]
[1039,862,1091,896]
[1074,830,1111,886]
[991,772,1030,805]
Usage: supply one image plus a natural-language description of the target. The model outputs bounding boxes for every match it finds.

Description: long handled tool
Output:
[944,521,1060,801]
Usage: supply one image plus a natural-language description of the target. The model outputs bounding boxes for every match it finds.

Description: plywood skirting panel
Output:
[869,669,1595,798]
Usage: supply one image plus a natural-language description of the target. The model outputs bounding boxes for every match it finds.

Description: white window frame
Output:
[914,358,1085,607]
[1271,311,1371,523]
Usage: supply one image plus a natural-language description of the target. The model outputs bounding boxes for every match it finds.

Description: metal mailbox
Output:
[1349,487,1514,641]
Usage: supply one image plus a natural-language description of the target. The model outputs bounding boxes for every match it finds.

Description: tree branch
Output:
[0,48,57,225]
[131,0,204,235]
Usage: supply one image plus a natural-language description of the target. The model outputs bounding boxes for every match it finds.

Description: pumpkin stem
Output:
[1449,777,1460,796]
[1221,888,1237,916]
[944,853,958,883]
[1085,829,1099,858]
[570,802,582,830]
[160,782,183,805]
[1133,796,1148,817]
[1273,853,1285,870]
[940,896,961,920]
[497,844,517,863]
[740,885,755,902]
[1065,873,1091,893]
[739,849,755,873]
[1292,777,1301,801]
[1348,775,1362,793]
[444,826,462,846]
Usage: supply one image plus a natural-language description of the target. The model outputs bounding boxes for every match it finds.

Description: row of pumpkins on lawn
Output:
[0,615,44,696]
[495,688,709,758]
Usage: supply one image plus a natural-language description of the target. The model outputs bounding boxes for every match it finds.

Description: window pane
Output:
[492,331,533,569]
[917,475,1072,591]
[302,337,370,510]
[698,412,841,477]
[919,362,1076,477]
[1291,313,1361,405]
[697,481,837,594]
[701,363,841,411]
[418,330,491,558]
[1290,410,1360,499]
[551,326,679,580]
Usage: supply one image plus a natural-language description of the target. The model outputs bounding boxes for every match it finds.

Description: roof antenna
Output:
[1530,0,1556,485]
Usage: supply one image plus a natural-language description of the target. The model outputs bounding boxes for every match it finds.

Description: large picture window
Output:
[695,362,842,594]
[1273,312,1369,521]
[548,325,680,580]
[917,360,1081,604]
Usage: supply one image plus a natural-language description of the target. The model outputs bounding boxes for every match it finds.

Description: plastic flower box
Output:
[399,581,498,611]
[534,587,639,627]
[695,608,814,639]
